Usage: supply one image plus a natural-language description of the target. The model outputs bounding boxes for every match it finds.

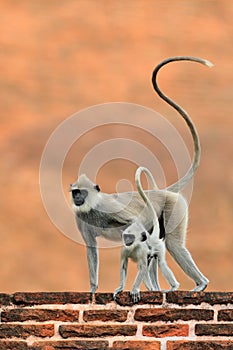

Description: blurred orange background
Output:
[0,1,232,293]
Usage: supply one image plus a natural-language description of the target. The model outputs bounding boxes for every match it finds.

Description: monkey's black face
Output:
[123,233,135,246]
[71,189,88,206]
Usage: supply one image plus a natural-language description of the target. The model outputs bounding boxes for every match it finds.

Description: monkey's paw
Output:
[162,282,180,292]
[130,290,141,303]
[191,281,208,292]
[113,288,123,300]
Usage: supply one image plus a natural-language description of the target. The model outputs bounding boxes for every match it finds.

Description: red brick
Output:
[83,310,128,322]
[166,291,233,305]
[95,293,114,304]
[166,291,204,305]
[29,340,109,349]
[112,340,160,350]
[198,292,233,305]
[0,324,54,339]
[12,292,90,305]
[218,309,233,321]
[195,323,233,336]
[114,291,163,306]
[134,308,213,322]
[59,324,137,338]
[0,294,11,306]
[143,324,189,337]
[167,340,233,350]
[0,341,28,350]
[1,308,79,322]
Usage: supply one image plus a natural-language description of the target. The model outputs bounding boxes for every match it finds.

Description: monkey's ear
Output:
[94,184,100,192]
[141,232,147,242]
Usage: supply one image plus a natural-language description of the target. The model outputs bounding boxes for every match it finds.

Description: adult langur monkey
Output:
[70,56,212,297]
[113,166,179,303]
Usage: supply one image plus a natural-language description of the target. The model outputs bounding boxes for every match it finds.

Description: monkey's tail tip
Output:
[204,59,214,68]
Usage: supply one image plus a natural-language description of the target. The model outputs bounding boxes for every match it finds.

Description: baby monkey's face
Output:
[122,221,148,249]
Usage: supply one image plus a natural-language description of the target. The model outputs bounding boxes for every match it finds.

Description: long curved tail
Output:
[151,56,213,192]
[135,166,159,233]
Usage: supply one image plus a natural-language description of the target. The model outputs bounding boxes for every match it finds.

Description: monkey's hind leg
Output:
[166,236,209,292]
[156,243,179,292]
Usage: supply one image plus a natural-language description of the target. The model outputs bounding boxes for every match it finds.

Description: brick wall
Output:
[0,291,232,349]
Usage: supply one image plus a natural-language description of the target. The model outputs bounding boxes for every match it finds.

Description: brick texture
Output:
[12,292,91,305]
[142,324,189,337]
[1,309,79,322]
[0,291,232,349]
[167,341,233,350]
[29,340,109,350]
[134,308,214,322]
[195,324,233,336]
[0,294,11,306]
[114,291,163,306]
[112,340,161,349]
[83,310,128,322]
[218,310,233,321]
[0,341,28,350]
[0,324,54,339]
[166,291,233,305]
[59,324,137,338]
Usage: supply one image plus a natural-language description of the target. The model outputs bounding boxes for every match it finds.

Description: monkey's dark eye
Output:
[72,189,81,197]
[141,232,147,242]
[95,184,100,192]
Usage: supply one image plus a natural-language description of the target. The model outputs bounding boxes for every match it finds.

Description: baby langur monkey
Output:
[113,219,156,303]
[114,167,179,302]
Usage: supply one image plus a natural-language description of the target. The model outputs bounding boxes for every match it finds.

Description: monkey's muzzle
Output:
[71,188,88,206]
[123,233,135,247]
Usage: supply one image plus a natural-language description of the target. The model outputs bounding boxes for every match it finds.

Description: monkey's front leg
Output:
[114,252,128,299]
[78,222,99,301]
[131,259,152,303]
[86,245,99,303]
[148,256,161,291]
